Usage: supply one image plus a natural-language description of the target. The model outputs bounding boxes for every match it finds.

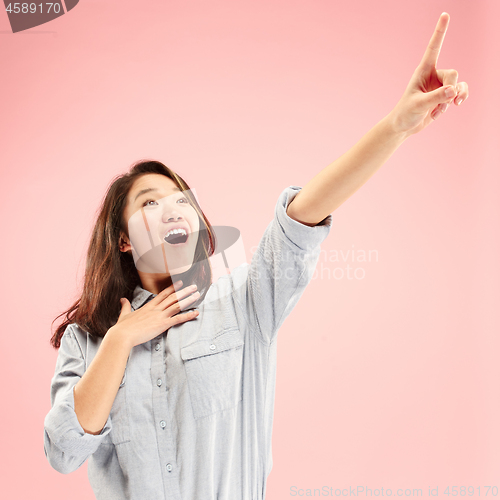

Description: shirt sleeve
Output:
[43,325,112,474]
[233,185,332,345]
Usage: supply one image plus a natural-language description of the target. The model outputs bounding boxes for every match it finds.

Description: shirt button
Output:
[155,343,160,351]
[157,379,162,387]
[160,420,166,428]
[166,463,173,472]
[209,344,216,350]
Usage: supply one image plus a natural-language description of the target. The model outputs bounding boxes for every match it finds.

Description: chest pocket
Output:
[109,361,131,445]
[181,329,244,420]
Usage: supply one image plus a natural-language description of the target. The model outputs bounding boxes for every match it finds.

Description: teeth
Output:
[165,228,187,238]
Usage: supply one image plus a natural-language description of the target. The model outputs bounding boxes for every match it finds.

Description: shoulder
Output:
[59,323,84,352]
[61,323,102,363]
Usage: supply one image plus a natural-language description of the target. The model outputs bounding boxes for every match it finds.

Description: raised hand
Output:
[388,12,469,137]
[113,280,200,348]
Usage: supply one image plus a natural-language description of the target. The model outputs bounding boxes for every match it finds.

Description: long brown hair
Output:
[50,160,216,349]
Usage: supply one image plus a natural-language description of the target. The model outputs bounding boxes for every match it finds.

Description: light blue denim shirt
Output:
[44,185,332,500]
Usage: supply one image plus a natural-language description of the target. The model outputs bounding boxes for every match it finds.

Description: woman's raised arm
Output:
[286,12,468,227]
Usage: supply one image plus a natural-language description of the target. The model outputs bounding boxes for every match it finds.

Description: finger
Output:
[436,77,465,115]
[159,284,199,311]
[420,12,450,69]
[169,309,200,327]
[434,68,459,115]
[166,291,201,316]
[430,90,459,118]
[454,81,468,105]
[432,102,447,119]
[149,280,183,307]
[420,82,456,118]
[436,69,459,97]
[118,298,131,318]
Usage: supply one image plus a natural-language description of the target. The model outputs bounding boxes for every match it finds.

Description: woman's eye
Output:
[143,197,188,207]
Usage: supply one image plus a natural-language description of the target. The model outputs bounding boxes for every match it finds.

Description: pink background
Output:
[1,0,498,498]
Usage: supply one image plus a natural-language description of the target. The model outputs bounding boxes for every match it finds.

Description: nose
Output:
[165,213,183,223]
[162,204,184,223]
[160,195,186,224]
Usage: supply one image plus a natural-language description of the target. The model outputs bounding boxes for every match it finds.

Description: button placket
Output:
[150,335,178,491]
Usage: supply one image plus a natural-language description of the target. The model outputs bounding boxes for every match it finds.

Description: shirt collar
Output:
[131,284,156,311]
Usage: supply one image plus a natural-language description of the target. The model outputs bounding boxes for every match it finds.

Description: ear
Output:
[119,231,132,253]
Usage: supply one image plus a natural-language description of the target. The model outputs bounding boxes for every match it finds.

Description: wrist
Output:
[105,325,134,353]
[383,111,413,143]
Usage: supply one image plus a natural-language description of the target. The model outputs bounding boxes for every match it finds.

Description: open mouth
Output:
[163,228,189,245]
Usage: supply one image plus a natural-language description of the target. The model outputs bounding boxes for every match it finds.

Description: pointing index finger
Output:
[420,12,450,69]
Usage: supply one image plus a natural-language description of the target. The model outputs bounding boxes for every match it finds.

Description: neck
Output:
[137,271,174,295]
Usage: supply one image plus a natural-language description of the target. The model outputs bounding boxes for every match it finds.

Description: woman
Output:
[44,12,467,500]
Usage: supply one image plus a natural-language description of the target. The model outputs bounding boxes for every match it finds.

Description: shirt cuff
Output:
[276,185,332,251]
[44,385,112,457]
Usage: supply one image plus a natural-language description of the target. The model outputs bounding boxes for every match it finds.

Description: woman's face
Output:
[120,174,200,276]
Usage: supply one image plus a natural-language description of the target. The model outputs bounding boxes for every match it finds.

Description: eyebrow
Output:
[134,186,181,202]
